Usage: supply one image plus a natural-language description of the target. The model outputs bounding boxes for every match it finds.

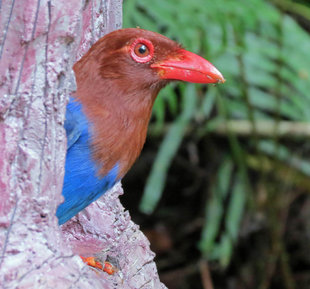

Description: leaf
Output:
[199,157,234,255]
[140,84,197,213]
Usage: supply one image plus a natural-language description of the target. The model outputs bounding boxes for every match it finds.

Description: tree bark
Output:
[0,1,166,288]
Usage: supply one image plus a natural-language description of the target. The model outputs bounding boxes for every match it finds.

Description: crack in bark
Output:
[99,0,106,39]
[91,0,95,45]
[7,0,41,117]
[14,0,41,95]
[131,259,154,278]
[54,254,75,260]
[0,0,16,59]
[0,2,42,266]
[138,279,152,289]
[68,264,98,289]
[68,270,84,289]
[17,255,54,283]
[0,196,18,270]
[14,48,28,95]
[35,0,51,197]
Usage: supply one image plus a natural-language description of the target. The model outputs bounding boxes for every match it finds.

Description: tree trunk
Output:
[0,1,166,288]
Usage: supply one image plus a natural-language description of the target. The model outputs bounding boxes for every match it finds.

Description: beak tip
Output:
[211,67,225,84]
[218,77,226,84]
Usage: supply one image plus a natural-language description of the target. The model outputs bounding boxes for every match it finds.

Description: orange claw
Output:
[80,256,118,275]
[103,261,118,275]
[80,256,104,270]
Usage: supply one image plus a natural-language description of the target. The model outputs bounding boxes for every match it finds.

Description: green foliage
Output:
[199,157,247,267]
[140,84,197,213]
[124,0,310,268]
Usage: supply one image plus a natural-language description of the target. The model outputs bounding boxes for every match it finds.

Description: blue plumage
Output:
[56,98,119,225]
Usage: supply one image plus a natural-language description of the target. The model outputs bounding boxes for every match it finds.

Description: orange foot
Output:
[80,256,118,275]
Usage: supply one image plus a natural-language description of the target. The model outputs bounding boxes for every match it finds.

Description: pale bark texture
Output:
[0,1,166,288]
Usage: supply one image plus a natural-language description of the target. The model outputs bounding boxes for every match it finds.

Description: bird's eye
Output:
[130,38,154,63]
[134,44,149,57]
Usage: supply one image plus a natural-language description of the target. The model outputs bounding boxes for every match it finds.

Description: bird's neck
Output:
[74,78,158,180]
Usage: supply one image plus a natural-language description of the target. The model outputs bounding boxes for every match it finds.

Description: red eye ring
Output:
[130,38,154,63]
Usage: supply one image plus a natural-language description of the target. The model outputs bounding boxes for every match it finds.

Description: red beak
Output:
[151,49,225,84]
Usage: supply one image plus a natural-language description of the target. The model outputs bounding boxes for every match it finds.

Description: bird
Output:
[56,28,225,225]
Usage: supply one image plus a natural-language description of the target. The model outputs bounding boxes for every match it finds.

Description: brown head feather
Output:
[73,28,181,179]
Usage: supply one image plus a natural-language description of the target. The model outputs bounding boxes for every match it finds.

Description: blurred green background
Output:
[121,0,310,288]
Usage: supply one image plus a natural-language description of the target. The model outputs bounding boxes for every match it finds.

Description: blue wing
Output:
[56,98,119,225]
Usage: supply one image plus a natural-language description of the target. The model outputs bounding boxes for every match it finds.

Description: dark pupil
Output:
[138,44,147,54]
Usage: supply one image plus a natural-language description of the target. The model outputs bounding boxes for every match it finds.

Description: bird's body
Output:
[56,28,224,225]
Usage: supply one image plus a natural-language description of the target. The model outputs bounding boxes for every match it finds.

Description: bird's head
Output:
[71,28,225,180]
[74,28,225,100]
